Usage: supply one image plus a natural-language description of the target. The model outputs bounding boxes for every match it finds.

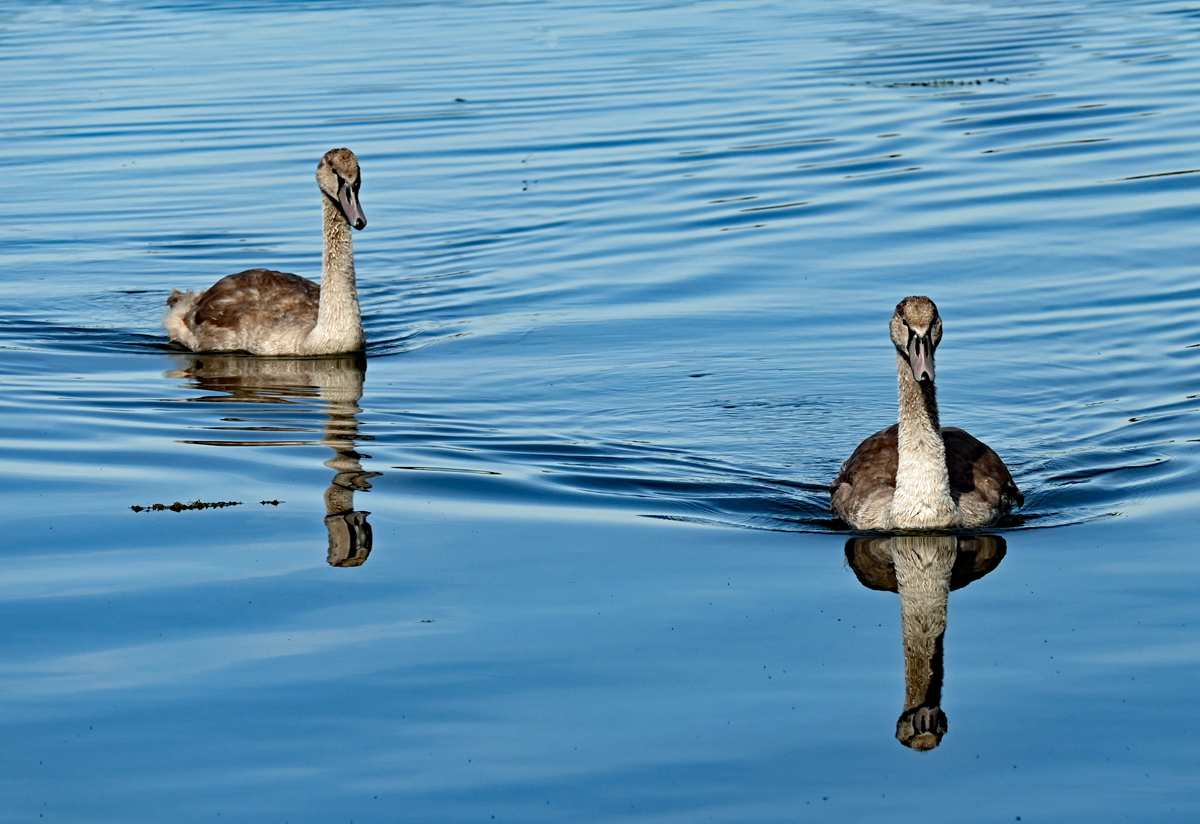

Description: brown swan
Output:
[164,148,367,356]
[831,296,1022,530]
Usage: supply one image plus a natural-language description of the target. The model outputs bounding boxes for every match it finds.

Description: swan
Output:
[164,148,367,356]
[830,296,1022,530]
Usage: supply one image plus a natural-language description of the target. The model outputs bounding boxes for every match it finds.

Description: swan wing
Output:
[941,427,1023,521]
[831,423,899,528]
[191,268,320,333]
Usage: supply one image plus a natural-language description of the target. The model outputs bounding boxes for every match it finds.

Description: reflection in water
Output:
[166,354,378,566]
[846,534,1006,750]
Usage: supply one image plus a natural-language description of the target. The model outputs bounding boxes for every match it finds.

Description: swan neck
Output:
[889,353,957,528]
[308,197,363,352]
[897,352,940,433]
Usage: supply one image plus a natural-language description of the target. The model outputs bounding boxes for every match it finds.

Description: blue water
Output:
[2,0,1200,820]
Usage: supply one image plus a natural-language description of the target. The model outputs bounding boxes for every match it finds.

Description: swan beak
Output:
[338,182,367,230]
[907,333,935,382]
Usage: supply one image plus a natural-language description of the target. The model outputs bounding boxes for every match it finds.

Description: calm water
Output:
[2,0,1200,820]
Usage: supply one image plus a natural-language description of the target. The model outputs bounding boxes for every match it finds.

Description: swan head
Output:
[890,295,942,384]
[896,704,947,750]
[317,148,367,230]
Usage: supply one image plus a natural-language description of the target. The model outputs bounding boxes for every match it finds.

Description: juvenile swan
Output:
[830,296,1022,530]
[164,148,367,355]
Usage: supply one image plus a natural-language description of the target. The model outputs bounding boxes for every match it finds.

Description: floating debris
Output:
[868,77,1009,88]
[130,500,242,513]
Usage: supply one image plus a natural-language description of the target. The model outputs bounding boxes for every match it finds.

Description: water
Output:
[2,0,1200,820]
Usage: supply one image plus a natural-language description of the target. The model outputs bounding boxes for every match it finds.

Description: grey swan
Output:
[830,296,1022,530]
[164,148,367,356]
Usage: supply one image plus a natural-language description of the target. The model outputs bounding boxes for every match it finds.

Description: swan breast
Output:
[831,425,1022,529]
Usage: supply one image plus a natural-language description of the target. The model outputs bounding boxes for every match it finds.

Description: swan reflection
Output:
[845,533,1006,750]
[166,353,378,566]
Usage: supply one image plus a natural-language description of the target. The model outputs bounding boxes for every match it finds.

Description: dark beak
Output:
[338,181,367,230]
[907,333,935,382]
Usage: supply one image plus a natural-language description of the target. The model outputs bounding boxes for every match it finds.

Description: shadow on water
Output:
[846,533,1006,751]
[165,353,378,567]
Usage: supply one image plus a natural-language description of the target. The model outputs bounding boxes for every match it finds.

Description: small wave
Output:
[0,317,169,354]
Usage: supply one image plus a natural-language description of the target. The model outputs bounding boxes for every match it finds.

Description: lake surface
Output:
[2,0,1200,820]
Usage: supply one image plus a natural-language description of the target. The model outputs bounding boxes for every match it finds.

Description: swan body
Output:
[164,148,367,356]
[831,296,1022,531]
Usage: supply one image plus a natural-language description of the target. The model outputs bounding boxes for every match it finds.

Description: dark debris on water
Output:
[870,77,1009,88]
[130,500,284,512]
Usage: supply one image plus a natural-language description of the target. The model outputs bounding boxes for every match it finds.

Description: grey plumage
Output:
[164,148,367,356]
